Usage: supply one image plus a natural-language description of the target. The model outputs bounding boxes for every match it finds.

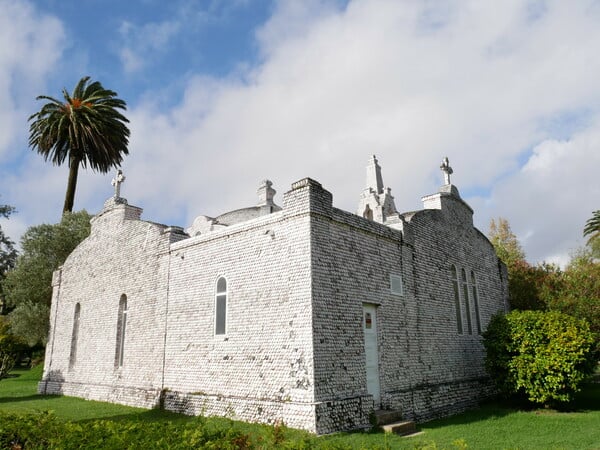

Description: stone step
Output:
[373,409,404,426]
[381,420,418,436]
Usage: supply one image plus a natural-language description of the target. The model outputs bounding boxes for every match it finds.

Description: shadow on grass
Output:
[74,407,200,425]
[0,394,45,404]
[423,378,600,431]
[0,373,21,380]
[565,380,600,412]
[419,400,513,430]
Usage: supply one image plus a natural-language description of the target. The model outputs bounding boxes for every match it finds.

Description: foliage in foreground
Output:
[0,411,261,450]
[1,211,91,346]
[2,366,600,449]
[483,310,595,405]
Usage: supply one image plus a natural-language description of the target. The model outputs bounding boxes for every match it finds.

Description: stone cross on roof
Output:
[440,157,453,185]
[111,169,125,198]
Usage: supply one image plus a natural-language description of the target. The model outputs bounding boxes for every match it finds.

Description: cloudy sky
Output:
[0,0,599,266]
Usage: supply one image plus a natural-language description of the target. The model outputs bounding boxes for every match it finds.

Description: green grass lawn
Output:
[1,366,599,449]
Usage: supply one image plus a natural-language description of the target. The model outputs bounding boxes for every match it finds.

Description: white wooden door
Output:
[363,304,380,407]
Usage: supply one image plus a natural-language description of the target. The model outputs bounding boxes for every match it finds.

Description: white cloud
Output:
[474,120,600,266]
[0,0,66,246]
[117,0,600,266]
[3,0,600,268]
[118,19,181,73]
[0,0,65,161]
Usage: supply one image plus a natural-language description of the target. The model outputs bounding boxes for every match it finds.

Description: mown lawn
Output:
[1,366,599,449]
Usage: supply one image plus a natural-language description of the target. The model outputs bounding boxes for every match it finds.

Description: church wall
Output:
[394,203,508,421]
[306,185,507,433]
[39,205,176,408]
[309,207,413,434]
[38,171,509,435]
[161,199,318,431]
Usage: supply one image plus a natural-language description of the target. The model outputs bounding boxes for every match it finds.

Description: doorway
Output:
[363,303,380,407]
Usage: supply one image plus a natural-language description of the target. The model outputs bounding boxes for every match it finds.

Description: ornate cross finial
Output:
[440,157,453,185]
[111,169,125,198]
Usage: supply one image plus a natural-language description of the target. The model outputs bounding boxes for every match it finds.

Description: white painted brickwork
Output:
[40,163,508,435]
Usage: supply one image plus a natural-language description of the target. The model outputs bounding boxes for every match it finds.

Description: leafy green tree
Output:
[541,249,600,355]
[489,217,547,310]
[489,217,526,267]
[0,316,26,379]
[483,310,595,406]
[29,76,130,214]
[2,211,91,346]
[0,201,18,315]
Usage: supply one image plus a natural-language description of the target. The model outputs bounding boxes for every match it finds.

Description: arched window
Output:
[461,268,473,334]
[215,277,227,335]
[451,265,463,334]
[68,303,81,370]
[363,205,373,220]
[114,294,127,368]
[470,271,482,334]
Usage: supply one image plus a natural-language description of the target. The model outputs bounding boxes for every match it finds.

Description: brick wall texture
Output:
[39,177,508,435]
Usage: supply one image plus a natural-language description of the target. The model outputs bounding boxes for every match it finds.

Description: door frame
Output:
[363,303,381,407]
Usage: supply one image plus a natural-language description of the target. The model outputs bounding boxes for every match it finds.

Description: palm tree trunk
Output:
[63,157,80,214]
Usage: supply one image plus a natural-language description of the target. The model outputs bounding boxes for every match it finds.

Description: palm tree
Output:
[29,76,130,214]
[584,210,600,243]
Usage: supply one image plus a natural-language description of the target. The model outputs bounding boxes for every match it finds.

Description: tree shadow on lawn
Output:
[74,407,201,425]
[561,381,600,412]
[418,400,514,430]
[0,373,21,379]
[424,380,600,431]
[0,394,46,404]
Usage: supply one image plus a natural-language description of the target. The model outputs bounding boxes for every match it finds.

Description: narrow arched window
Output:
[114,294,128,368]
[461,268,473,334]
[471,271,482,334]
[451,266,463,334]
[215,277,227,335]
[68,303,81,370]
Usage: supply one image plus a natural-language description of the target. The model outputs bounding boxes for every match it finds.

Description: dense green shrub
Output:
[0,411,256,449]
[0,317,26,379]
[483,310,596,405]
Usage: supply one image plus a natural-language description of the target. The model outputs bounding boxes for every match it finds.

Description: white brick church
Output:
[39,156,508,434]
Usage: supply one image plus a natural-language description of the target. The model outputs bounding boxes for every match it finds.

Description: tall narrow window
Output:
[471,271,482,334]
[68,303,81,370]
[451,265,463,334]
[461,268,473,334]
[215,277,227,335]
[114,294,127,368]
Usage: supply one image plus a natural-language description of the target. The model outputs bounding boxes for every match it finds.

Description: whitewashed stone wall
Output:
[39,175,507,435]
[303,180,507,433]
[40,200,186,408]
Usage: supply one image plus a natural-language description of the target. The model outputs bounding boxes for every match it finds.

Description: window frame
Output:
[470,271,482,334]
[114,294,128,369]
[214,276,228,336]
[461,268,473,334]
[68,303,81,370]
[390,273,404,296]
[451,265,463,334]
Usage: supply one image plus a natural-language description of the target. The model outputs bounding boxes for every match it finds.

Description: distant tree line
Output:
[485,214,599,406]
